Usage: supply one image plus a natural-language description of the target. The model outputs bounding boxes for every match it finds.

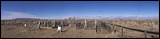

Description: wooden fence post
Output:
[144,31,147,38]
[112,25,116,34]
[113,24,116,30]
[74,16,75,25]
[76,23,78,30]
[61,21,63,27]
[46,21,49,27]
[94,19,97,28]
[96,26,98,33]
[121,27,124,38]
[113,24,114,30]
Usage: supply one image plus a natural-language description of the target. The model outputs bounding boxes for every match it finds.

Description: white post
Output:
[61,21,63,25]
[53,21,55,27]
[36,21,41,30]
[46,21,48,27]
[69,23,72,27]
[61,21,63,27]
[84,19,87,28]
[44,21,45,26]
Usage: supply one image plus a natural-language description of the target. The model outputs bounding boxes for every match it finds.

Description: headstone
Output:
[24,24,26,27]
[57,25,62,32]
[69,24,72,27]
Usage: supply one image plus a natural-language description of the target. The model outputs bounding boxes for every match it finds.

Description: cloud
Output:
[2,11,39,19]
[1,11,66,20]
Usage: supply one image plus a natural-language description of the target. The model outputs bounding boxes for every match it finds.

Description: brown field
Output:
[1,19,159,38]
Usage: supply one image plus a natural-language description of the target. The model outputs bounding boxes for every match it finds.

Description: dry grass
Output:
[1,19,159,38]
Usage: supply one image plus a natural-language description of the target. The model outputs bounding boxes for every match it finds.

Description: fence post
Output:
[36,21,41,30]
[121,27,123,38]
[113,24,116,30]
[113,24,114,30]
[112,25,116,34]
[61,21,63,27]
[75,21,77,30]
[96,23,98,33]
[46,21,47,27]
[84,19,87,29]
[47,21,49,27]
[44,21,45,27]
[52,21,55,29]
[74,16,75,25]
[94,19,97,28]
[144,31,147,38]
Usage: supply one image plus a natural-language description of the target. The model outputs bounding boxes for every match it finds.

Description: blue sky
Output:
[1,1,159,19]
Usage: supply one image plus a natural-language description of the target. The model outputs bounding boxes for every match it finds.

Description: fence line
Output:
[109,23,159,34]
[108,23,159,38]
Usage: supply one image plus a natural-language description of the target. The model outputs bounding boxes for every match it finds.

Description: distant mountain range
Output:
[64,16,159,19]
[7,16,159,20]
[12,18,40,20]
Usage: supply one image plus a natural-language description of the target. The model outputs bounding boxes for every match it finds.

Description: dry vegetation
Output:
[1,19,159,38]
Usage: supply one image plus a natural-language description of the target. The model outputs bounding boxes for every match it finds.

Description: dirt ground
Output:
[1,24,159,38]
[1,25,108,38]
